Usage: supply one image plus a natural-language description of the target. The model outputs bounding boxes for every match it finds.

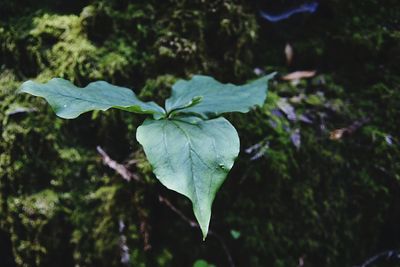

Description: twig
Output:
[158,195,198,228]
[137,206,152,251]
[97,146,235,267]
[208,230,236,267]
[158,195,235,267]
[96,146,141,182]
[97,146,149,251]
[354,249,400,267]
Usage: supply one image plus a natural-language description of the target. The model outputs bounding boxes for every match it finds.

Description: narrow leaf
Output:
[20,78,165,119]
[165,73,276,118]
[136,117,239,238]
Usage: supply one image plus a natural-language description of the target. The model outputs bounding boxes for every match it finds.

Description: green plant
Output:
[20,73,275,239]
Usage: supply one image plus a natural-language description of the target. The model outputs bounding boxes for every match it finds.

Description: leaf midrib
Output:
[42,90,138,108]
[170,120,208,219]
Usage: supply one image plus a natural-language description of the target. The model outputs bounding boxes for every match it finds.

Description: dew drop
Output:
[63,104,67,108]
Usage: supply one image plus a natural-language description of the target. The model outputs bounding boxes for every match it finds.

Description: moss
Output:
[7,190,73,267]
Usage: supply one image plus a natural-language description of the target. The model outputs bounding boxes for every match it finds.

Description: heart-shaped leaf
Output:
[20,78,165,119]
[20,74,274,240]
[165,73,275,118]
[136,116,240,238]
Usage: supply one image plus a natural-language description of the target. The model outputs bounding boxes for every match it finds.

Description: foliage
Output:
[20,74,274,238]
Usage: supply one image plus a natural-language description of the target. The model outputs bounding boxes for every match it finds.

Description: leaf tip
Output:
[197,215,211,241]
[18,80,34,94]
[269,71,278,78]
[200,226,209,241]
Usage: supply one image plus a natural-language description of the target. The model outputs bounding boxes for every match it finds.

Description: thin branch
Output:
[97,146,149,251]
[158,195,235,267]
[97,146,235,267]
[158,195,198,228]
[208,230,236,267]
[137,207,152,251]
[96,146,141,182]
[354,249,400,267]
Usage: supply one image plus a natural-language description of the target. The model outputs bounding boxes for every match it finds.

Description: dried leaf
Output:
[291,129,301,149]
[329,128,346,140]
[385,135,393,146]
[329,118,370,140]
[245,141,269,161]
[299,114,313,124]
[6,107,37,116]
[277,98,296,121]
[285,43,293,65]
[282,71,316,81]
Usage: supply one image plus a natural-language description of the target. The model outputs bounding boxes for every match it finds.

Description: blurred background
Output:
[0,0,399,266]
